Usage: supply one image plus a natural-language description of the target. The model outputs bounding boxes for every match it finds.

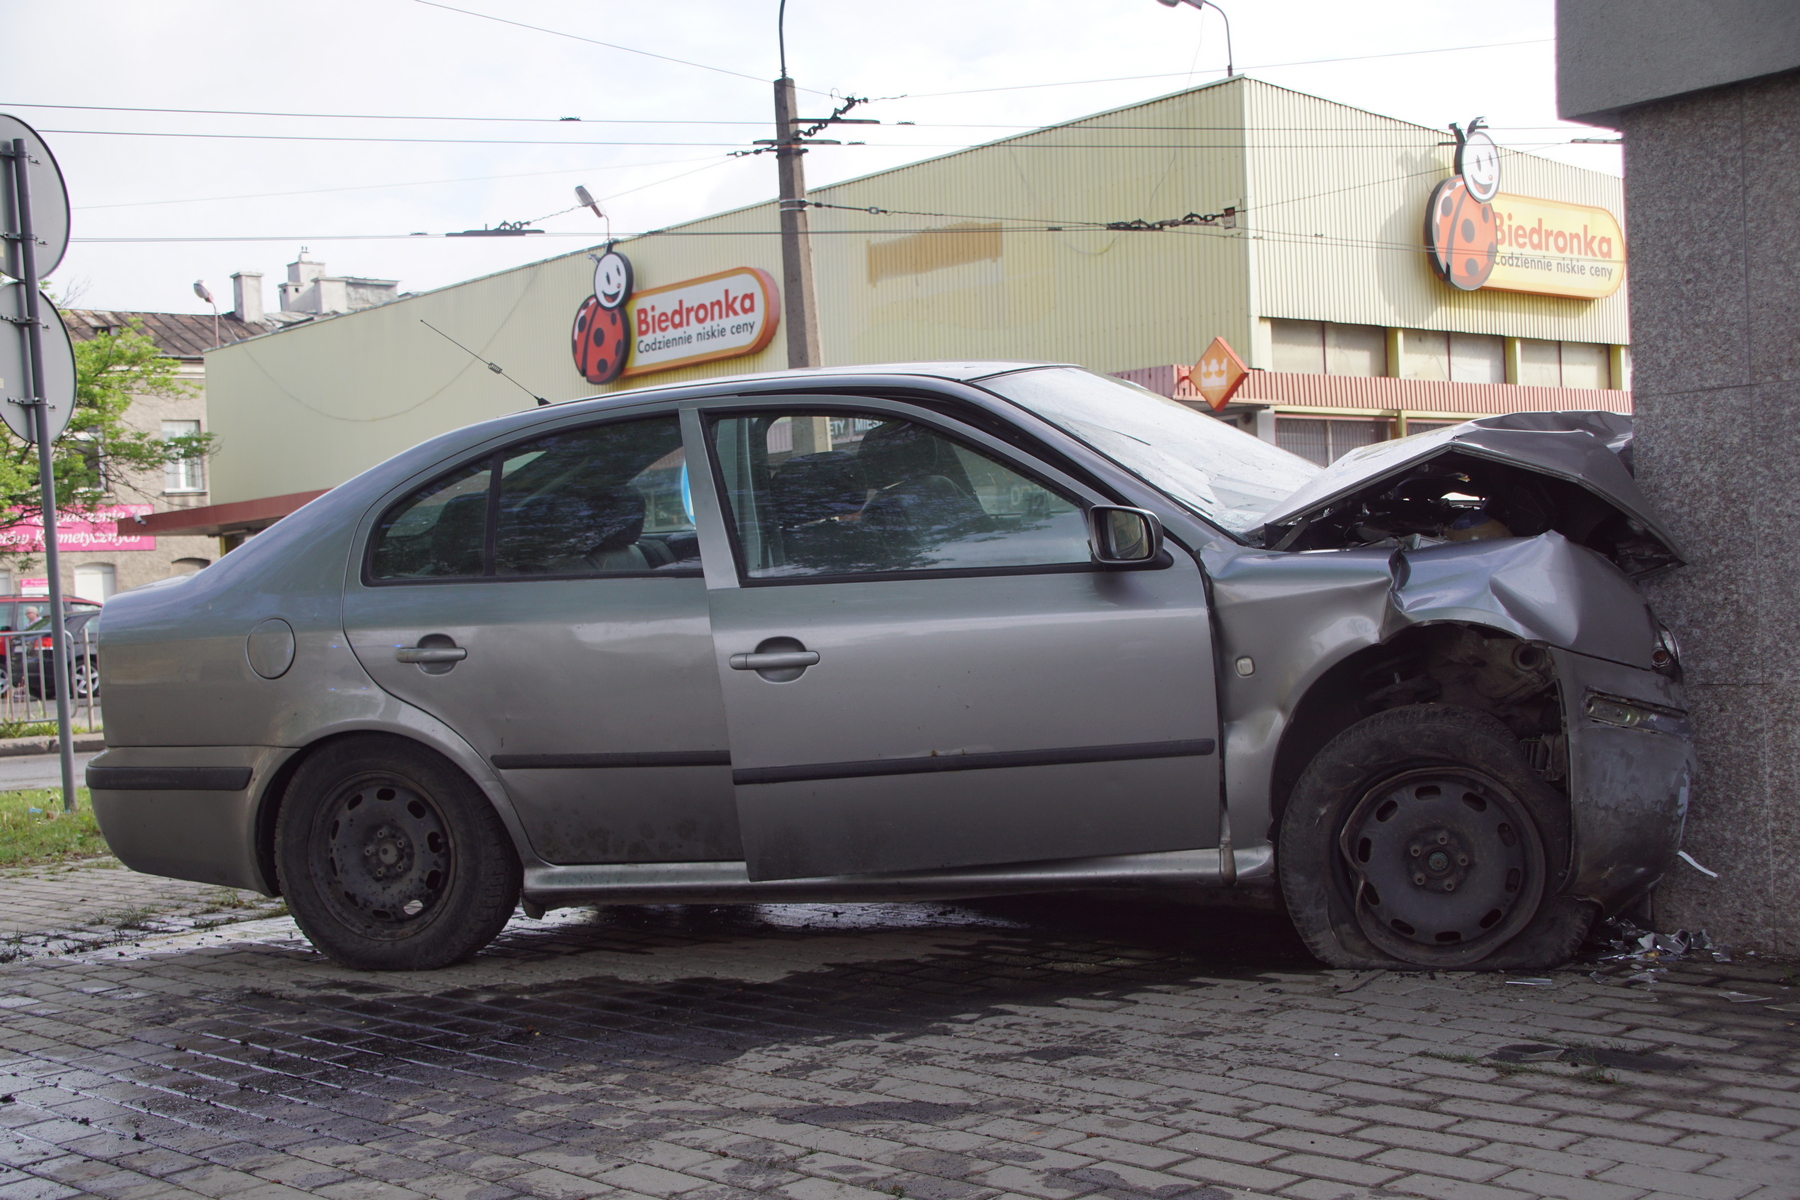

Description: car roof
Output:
[552,361,1072,411]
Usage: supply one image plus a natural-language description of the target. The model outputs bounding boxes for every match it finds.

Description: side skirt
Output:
[522,845,1275,907]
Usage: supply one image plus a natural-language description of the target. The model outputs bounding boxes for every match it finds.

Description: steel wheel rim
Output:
[309,772,453,936]
[1337,766,1546,966]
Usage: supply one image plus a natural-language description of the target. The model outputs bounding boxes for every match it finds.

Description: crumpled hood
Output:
[1257,411,1684,573]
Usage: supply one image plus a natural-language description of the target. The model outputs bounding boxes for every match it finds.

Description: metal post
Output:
[773,77,823,369]
[8,137,76,812]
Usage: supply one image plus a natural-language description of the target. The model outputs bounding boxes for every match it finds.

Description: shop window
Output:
[1518,339,1562,386]
[1271,320,1389,377]
[1276,417,1390,467]
[73,564,115,602]
[1450,333,1505,384]
[1560,343,1609,389]
[1514,340,1612,389]
[1270,320,1326,374]
[162,420,206,493]
[1399,329,1450,381]
[1326,323,1387,377]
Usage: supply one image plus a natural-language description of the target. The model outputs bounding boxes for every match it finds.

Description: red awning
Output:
[117,489,330,539]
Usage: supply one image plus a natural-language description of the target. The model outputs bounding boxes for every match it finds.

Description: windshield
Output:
[979,366,1318,535]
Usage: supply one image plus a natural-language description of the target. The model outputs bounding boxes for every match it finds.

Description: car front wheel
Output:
[275,735,521,970]
[1279,704,1593,970]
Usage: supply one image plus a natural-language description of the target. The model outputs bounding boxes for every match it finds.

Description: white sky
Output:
[1,0,1612,315]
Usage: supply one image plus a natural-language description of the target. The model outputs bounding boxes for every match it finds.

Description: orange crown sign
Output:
[1193,337,1248,411]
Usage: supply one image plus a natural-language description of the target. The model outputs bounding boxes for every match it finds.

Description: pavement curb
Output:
[0,733,105,759]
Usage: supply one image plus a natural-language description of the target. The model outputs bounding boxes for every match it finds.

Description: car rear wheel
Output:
[275,736,521,970]
[1279,704,1593,970]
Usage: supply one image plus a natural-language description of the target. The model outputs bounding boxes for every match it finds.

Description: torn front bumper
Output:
[1553,648,1694,912]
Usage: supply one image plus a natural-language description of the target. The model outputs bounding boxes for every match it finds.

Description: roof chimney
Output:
[231,271,264,324]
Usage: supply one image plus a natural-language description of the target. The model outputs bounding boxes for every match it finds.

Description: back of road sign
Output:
[0,115,70,281]
[0,283,77,443]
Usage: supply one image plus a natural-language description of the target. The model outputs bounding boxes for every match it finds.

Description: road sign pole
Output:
[7,136,76,814]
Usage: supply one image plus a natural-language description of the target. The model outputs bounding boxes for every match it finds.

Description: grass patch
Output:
[0,721,63,740]
[0,720,103,740]
[0,788,108,867]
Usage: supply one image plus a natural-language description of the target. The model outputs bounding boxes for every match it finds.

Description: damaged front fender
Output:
[1394,532,1658,670]
[1207,530,1681,885]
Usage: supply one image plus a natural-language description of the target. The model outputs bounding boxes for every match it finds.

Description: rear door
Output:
[343,411,740,864]
[692,398,1223,881]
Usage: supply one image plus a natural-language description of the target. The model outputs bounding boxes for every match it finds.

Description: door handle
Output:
[397,646,467,664]
[729,650,818,671]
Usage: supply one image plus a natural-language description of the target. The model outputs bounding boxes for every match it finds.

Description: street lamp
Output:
[193,279,218,347]
[1155,0,1234,78]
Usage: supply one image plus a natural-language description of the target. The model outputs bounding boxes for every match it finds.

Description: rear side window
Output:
[369,415,699,582]
[370,460,491,579]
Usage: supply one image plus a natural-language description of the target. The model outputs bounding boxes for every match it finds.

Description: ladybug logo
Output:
[1425,119,1501,291]
[571,246,633,384]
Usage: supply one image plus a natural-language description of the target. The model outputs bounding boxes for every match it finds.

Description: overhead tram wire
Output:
[74,154,726,211]
[888,37,1555,99]
[40,128,1594,153]
[409,0,799,90]
[0,102,1604,139]
[71,143,1579,251]
[3,101,781,127]
[0,36,1556,129]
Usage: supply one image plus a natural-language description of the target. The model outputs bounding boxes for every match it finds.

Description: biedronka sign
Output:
[1424,119,1625,301]
[571,250,780,385]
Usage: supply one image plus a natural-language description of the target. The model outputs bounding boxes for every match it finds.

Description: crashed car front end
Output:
[1207,410,1694,926]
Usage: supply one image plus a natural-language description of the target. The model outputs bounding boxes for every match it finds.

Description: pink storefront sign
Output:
[0,505,156,552]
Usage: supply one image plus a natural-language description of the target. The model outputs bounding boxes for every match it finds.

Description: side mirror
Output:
[1088,506,1164,564]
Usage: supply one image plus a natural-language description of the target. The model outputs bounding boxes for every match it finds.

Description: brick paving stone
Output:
[0,859,285,963]
[1593,1165,1755,1200]
[1368,1147,1509,1181]
[0,894,1795,1200]
[1167,1155,1304,1192]
[1389,1173,1537,1200]
[1161,1133,1286,1166]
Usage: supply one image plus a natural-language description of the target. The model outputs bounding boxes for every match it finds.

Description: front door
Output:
[698,401,1222,881]
[343,412,740,864]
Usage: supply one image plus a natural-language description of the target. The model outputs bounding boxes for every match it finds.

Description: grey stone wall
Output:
[1620,69,1800,954]
[1558,0,1800,123]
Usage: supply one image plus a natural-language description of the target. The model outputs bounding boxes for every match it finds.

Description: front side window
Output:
[369,415,698,582]
[711,409,1090,579]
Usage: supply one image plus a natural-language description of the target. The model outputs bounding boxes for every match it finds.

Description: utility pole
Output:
[772,74,822,370]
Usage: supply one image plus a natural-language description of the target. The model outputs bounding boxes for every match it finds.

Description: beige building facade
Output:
[188,77,1632,527]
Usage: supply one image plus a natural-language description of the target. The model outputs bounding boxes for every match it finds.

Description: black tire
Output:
[1279,704,1593,970]
[275,735,521,970]
[72,656,98,700]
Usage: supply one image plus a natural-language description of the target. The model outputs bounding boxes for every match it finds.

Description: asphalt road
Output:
[0,750,99,793]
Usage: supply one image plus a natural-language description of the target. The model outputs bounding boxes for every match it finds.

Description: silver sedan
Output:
[88,364,1694,971]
